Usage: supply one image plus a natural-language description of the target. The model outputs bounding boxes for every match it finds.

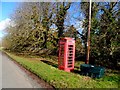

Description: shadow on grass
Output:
[41,59,81,75]
[106,69,120,75]
[41,60,58,68]
[72,66,81,74]
[72,69,81,74]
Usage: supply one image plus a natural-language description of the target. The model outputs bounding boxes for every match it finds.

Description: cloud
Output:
[0,18,11,31]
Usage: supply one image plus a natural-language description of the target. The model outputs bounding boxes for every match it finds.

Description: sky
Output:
[0,2,83,39]
[0,1,85,43]
[0,2,18,40]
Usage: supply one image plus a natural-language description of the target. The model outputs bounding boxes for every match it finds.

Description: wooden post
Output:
[86,0,92,64]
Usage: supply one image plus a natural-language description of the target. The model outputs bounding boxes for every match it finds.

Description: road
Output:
[1,51,42,88]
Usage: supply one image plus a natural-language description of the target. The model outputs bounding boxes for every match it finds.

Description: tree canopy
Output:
[2,1,120,70]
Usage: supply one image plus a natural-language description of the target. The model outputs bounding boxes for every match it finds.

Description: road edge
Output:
[2,51,55,89]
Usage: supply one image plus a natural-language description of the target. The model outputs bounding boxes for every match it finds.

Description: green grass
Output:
[4,51,120,88]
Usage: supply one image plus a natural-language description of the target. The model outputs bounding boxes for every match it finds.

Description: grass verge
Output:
[4,51,120,88]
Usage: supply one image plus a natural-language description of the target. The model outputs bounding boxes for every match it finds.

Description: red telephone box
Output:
[58,37,75,72]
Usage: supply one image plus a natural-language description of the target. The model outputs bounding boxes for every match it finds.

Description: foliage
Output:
[79,2,120,69]
[2,1,120,69]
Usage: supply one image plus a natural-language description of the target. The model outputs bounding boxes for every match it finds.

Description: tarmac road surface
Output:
[1,51,42,88]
